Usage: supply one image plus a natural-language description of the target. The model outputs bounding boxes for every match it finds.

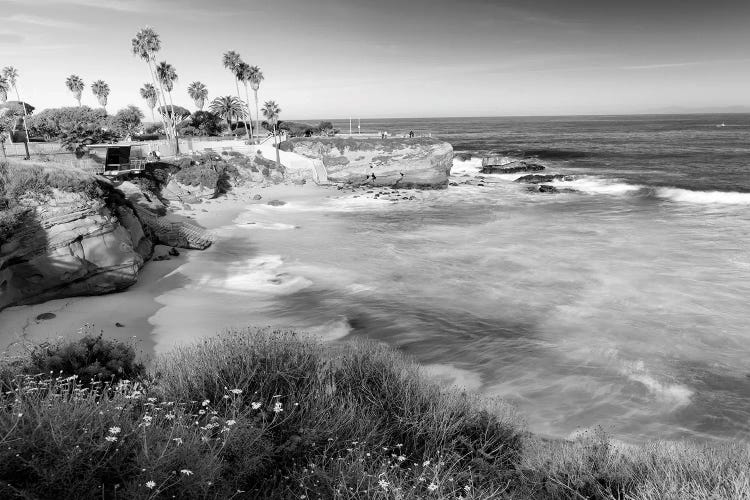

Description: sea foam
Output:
[656,187,750,205]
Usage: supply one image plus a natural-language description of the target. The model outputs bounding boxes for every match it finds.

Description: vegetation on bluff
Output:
[0,330,747,499]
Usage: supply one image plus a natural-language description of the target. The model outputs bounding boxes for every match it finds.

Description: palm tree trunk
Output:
[254,90,260,145]
[243,83,253,143]
[148,57,173,142]
[167,90,179,154]
[273,123,280,168]
[234,79,246,139]
[14,87,31,159]
[150,108,155,124]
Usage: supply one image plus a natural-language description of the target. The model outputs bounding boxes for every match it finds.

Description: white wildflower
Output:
[173,438,183,445]
[226,419,236,426]
[397,455,406,462]
[378,479,389,490]
[105,436,117,442]
[427,483,438,492]
[180,469,193,476]
[251,402,262,410]
[201,399,210,407]
[273,402,283,413]
[422,460,431,467]
[108,427,121,435]
[145,481,156,489]
[142,415,153,422]
[230,389,243,395]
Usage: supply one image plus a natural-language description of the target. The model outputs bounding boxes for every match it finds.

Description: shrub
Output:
[22,332,145,385]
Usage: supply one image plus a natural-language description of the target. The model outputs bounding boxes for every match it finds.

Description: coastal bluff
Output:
[0,185,150,311]
[280,137,453,188]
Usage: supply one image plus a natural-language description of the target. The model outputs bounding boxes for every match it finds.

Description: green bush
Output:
[23,332,145,385]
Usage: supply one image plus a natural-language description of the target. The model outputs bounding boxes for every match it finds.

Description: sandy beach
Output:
[0,181,335,361]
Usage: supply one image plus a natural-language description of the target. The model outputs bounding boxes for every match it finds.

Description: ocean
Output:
[6,114,750,443]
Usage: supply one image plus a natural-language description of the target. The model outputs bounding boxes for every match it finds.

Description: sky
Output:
[1,0,749,119]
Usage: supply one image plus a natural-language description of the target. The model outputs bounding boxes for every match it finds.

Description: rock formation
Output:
[514,174,573,184]
[280,137,453,189]
[0,187,151,311]
[481,158,546,174]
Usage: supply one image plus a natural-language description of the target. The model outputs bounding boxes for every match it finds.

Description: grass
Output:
[0,329,748,499]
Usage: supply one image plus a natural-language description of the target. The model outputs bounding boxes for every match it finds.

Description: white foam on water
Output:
[195,254,312,295]
[619,359,693,407]
[656,187,750,205]
[551,176,642,195]
[421,363,483,391]
[303,317,353,341]
[240,221,298,230]
[450,157,482,176]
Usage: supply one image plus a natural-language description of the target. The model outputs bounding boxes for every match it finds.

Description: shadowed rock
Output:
[515,174,573,184]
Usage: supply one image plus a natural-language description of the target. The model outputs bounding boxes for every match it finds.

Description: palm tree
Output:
[236,62,255,143]
[0,75,9,103]
[249,66,264,144]
[2,66,30,158]
[262,100,282,168]
[132,27,172,141]
[140,83,158,123]
[91,80,110,112]
[155,61,178,139]
[222,51,247,137]
[187,81,208,111]
[209,95,243,132]
[65,75,85,106]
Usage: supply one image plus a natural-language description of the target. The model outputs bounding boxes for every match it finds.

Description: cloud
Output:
[5,14,83,28]
[622,58,750,70]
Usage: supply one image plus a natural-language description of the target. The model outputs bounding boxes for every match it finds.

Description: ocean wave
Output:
[655,187,750,205]
[450,157,482,176]
[197,255,312,295]
[550,177,642,195]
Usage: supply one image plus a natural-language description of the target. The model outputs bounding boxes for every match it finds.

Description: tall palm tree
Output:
[187,81,208,111]
[262,100,282,168]
[222,51,246,137]
[0,113,14,160]
[132,27,172,141]
[209,95,243,132]
[140,83,158,123]
[91,80,110,112]
[236,62,253,142]
[249,66,264,144]
[2,66,30,158]
[155,61,178,139]
[0,75,9,103]
[65,75,85,106]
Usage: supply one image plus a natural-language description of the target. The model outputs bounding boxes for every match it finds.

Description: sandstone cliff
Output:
[280,137,453,188]
[0,185,151,311]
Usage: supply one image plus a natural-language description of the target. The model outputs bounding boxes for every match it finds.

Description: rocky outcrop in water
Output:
[0,187,151,311]
[481,158,546,174]
[280,137,453,188]
[514,174,573,184]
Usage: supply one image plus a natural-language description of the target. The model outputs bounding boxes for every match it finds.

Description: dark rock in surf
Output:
[36,312,56,321]
[515,174,573,184]
[454,152,473,161]
[481,160,545,174]
[267,200,287,206]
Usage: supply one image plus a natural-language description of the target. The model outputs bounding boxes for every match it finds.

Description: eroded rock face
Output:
[282,137,453,188]
[0,189,151,311]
